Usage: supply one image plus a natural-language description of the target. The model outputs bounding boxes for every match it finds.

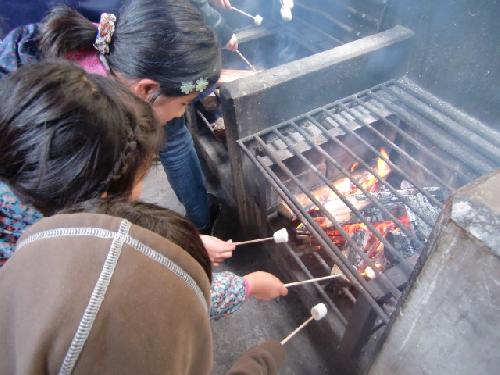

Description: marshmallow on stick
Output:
[280,0,294,21]
[231,6,264,26]
[233,228,289,246]
[284,274,344,287]
[281,303,328,345]
[273,228,289,243]
[311,303,328,320]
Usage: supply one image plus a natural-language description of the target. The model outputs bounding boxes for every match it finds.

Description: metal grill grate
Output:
[238,78,500,332]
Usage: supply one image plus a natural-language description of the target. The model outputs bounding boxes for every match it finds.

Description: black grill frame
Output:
[238,77,500,333]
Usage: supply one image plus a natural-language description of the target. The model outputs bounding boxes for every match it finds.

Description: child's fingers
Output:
[280,286,289,297]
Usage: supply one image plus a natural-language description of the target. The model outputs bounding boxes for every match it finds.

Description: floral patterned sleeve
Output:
[0,182,43,266]
[210,271,250,320]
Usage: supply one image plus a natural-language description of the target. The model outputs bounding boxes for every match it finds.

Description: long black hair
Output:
[0,60,161,215]
[62,199,212,280]
[39,0,221,96]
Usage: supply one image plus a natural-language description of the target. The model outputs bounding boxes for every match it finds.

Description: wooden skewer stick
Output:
[280,303,327,345]
[234,49,258,72]
[284,274,344,287]
[231,6,255,19]
[231,6,263,25]
[281,316,314,345]
[233,228,288,246]
[233,237,273,246]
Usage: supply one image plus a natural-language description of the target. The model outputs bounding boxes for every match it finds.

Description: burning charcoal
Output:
[343,228,369,268]
[400,181,442,238]
[279,186,442,225]
[386,230,417,261]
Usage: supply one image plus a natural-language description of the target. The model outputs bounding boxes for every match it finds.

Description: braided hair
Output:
[0,61,161,215]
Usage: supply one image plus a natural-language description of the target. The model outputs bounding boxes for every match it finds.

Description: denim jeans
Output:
[159,116,209,230]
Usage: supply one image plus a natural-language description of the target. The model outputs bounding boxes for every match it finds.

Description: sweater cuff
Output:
[243,277,252,300]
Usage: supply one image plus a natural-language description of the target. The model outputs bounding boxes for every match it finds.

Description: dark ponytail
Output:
[0,61,161,215]
[39,0,221,96]
[39,6,97,57]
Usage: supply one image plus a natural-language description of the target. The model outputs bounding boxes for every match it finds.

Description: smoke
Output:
[222,0,387,70]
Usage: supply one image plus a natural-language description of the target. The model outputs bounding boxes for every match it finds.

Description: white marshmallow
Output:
[273,228,289,243]
[280,7,292,22]
[310,303,328,320]
[254,15,263,26]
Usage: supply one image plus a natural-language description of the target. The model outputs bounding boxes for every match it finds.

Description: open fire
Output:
[282,148,437,280]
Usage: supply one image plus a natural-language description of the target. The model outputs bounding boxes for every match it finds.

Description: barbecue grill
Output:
[188,1,500,373]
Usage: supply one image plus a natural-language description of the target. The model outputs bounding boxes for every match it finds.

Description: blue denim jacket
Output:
[0,24,40,78]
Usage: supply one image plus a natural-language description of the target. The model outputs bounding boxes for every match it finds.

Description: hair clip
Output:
[195,78,209,92]
[180,78,209,94]
[94,13,117,55]
[180,81,196,95]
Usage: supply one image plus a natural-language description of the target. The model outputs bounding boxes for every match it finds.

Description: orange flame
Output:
[361,266,376,279]
[293,148,406,281]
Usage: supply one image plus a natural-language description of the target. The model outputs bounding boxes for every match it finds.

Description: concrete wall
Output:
[384,0,500,128]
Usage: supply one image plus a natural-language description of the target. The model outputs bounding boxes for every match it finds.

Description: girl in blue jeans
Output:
[0,0,220,231]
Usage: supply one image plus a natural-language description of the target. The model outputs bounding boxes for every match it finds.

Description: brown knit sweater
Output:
[0,213,284,374]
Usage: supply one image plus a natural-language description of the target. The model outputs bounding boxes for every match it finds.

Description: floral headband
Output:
[93,13,117,55]
[180,78,209,95]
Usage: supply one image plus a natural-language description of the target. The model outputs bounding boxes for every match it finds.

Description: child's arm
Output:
[190,0,236,49]
[210,271,288,319]
[209,0,232,10]
[200,235,235,266]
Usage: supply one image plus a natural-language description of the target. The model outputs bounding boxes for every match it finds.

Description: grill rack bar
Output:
[305,115,439,229]
[388,86,500,162]
[284,243,348,331]
[336,102,456,192]
[397,78,500,149]
[239,141,392,321]
[289,120,423,247]
[263,131,404,296]
[274,123,418,270]
[367,91,493,176]
[352,97,471,185]
[325,106,442,210]
[237,78,500,325]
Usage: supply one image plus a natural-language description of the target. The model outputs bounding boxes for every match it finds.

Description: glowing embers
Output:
[287,148,440,280]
